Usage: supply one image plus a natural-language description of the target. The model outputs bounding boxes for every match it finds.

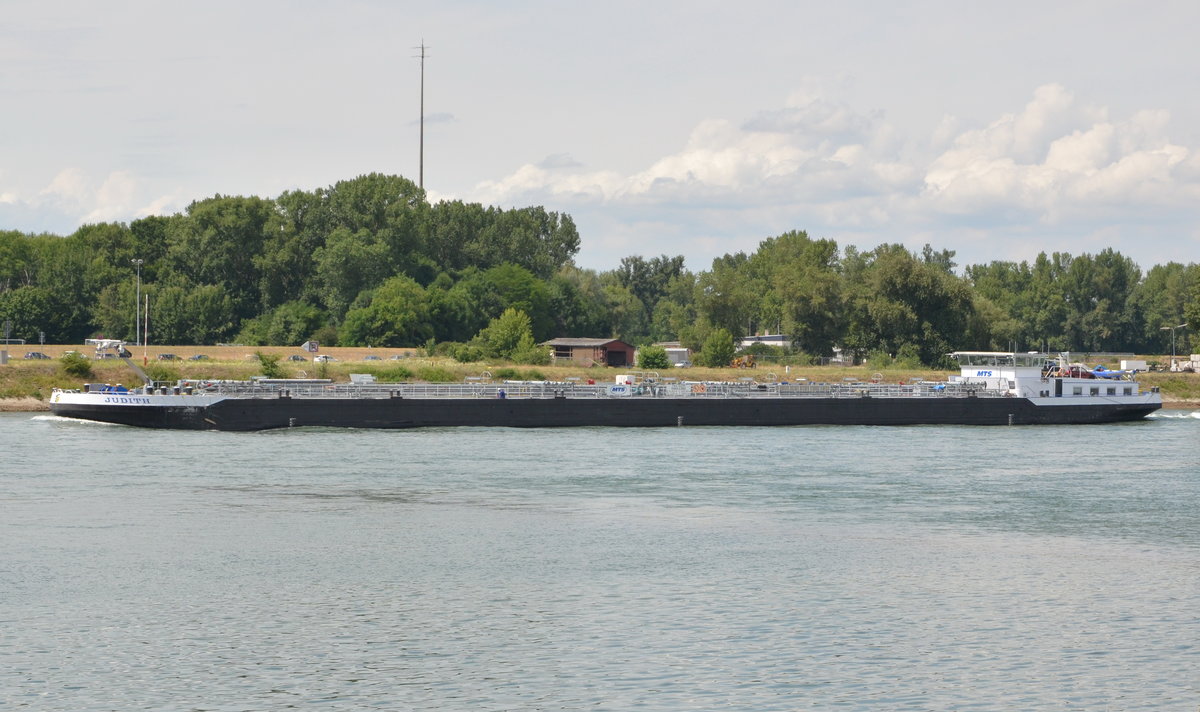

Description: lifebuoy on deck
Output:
[691,383,707,394]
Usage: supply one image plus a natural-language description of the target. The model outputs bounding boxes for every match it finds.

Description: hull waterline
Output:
[49,394,1161,431]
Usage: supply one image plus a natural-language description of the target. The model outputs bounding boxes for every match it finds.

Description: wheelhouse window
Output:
[954,353,1016,367]
[952,352,1048,368]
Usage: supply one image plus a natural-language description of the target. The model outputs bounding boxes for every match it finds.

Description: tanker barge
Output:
[48,349,1161,431]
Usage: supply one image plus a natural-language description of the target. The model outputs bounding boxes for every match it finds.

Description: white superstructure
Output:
[950,351,1160,406]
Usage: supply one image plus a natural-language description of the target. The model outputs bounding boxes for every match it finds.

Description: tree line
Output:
[1,172,1197,366]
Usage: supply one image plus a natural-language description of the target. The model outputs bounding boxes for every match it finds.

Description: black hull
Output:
[50,397,1161,431]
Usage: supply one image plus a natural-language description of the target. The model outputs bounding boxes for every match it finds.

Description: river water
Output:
[2,411,1198,710]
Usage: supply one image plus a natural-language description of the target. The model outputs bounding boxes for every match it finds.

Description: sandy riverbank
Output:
[0,397,50,412]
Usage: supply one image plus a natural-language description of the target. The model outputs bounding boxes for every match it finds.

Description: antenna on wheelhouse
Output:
[414,40,428,190]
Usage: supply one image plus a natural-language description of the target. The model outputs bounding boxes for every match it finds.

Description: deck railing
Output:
[179,379,1010,401]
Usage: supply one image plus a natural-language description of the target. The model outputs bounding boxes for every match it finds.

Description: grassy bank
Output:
[4,346,1197,410]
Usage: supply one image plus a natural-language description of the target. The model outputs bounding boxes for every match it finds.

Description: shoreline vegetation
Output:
[3,175,1196,404]
[4,344,1197,412]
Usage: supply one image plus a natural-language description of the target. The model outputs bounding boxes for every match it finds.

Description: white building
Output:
[738,334,789,350]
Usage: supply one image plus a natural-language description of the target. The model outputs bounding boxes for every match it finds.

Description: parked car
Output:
[363,355,382,361]
[314,355,336,362]
[157,353,180,361]
[189,354,210,361]
[389,354,410,360]
[24,352,50,360]
[287,354,308,362]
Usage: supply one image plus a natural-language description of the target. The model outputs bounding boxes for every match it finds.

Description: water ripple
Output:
[3,413,1198,710]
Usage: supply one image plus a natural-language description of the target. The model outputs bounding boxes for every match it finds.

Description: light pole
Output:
[131,259,144,345]
[1161,322,1187,368]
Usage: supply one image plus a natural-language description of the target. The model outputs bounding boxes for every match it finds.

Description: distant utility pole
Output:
[131,258,144,345]
[414,40,428,190]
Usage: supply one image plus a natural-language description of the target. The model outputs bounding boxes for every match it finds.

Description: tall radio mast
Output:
[415,41,428,190]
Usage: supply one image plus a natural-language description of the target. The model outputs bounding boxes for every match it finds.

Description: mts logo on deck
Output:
[975,370,993,377]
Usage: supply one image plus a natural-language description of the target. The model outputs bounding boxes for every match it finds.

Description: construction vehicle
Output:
[731,354,756,369]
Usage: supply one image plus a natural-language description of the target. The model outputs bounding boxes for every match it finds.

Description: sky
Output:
[3,0,1200,274]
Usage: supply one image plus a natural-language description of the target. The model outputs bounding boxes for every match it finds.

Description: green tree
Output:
[340,275,433,347]
[0,230,36,292]
[187,285,237,345]
[843,244,974,366]
[93,282,136,341]
[163,195,278,322]
[602,283,650,344]
[0,286,60,342]
[698,328,736,368]
[611,254,687,315]
[1027,252,1072,350]
[29,234,94,341]
[312,227,391,321]
[637,344,669,370]
[128,215,173,271]
[1182,268,1200,348]
[326,173,430,280]
[966,260,1036,349]
[547,266,612,338]
[1130,263,1194,353]
[475,308,536,359]
[257,188,331,310]
[429,264,553,342]
[255,351,287,379]
[920,243,957,274]
[469,207,580,278]
[695,252,761,338]
[426,200,490,273]
[0,174,596,346]
[60,351,93,379]
[142,283,235,345]
[233,299,326,346]
[1045,249,1140,352]
[480,263,553,339]
[146,285,190,344]
[264,301,326,346]
[753,231,843,355]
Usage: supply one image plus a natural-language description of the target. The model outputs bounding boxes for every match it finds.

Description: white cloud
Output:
[743,89,874,140]
[0,168,185,232]
[5,72,1198,273]
[467,82,1200,268]
[473,101,901,210]
[1043,123,1116,175]
[923,85,1192,221]
[137,193,184,219]
[625,119,808,195]
[39,168,93,212]
[82,171,139,223]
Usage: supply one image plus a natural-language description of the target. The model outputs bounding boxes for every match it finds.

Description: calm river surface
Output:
[2,411,1198,710]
